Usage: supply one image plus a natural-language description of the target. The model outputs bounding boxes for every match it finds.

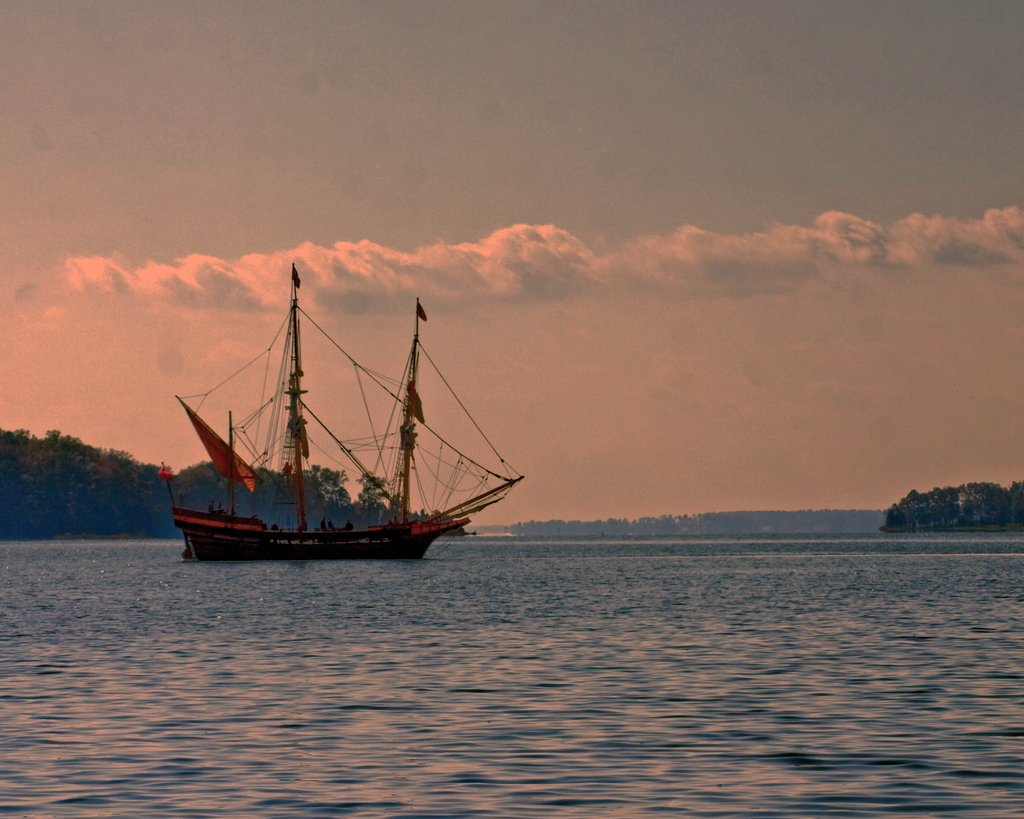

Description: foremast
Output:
[384,297,523,528]
[392,299,424,523]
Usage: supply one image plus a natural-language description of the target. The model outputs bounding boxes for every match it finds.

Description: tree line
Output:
[0,428,389,539]
[884,481,1024,530]
[0,428,171,538]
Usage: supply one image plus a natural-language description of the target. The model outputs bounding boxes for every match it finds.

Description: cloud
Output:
[61,207,1024,310]
[886,209,1024,267]
[622,207,1024,295]
[63,224,600,313]
[66,253,276,311]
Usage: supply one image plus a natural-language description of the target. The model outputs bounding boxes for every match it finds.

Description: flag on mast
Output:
[292,263,301,288]
[416,301,427,321]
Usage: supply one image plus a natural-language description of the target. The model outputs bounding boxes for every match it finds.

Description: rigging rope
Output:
[298,307,402,394]
[192,315,288,412]
[354,364,388,478]
[253,315,287,455]
[298,305,516,484]
[302,403,394,502]
[418,343,520,477]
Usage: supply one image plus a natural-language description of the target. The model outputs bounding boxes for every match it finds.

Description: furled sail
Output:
[178,398,261,493]
[407,382,424,423]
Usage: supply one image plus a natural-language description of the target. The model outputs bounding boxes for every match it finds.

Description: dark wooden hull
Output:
[173,507,465,561]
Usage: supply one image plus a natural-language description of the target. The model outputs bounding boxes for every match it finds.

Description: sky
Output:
[4,1,1024,523]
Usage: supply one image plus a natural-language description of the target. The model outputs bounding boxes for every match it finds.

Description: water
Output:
[3,534,1024,816]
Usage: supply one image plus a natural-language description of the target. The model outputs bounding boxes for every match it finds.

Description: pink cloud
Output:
[66,253,277,311]
[887,208,1024,267]
[622,206,1024,295]
[61,207,1024,309]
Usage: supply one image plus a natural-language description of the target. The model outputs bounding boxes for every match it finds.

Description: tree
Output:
[174,462,226,511]
[885,504,907,529]
[355,475,388,525]
[1011,482,1024,525]
[926,486,960,527]
[902,489,931,528]
[305,464,354,524]
[960,482,1009,526]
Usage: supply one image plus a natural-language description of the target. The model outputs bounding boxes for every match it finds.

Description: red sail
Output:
[179,399,260,493]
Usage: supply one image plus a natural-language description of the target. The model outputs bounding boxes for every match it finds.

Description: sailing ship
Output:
[169,265,522,561]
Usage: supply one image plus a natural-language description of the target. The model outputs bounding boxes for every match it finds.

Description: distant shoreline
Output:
[483,510,885,536]
[50,532,152,540]
[880,524,1024,533]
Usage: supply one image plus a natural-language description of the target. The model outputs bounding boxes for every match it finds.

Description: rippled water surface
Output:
[3,534,1024,816]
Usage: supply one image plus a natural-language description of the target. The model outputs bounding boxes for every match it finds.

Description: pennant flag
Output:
[416,301,427,322]
[292,263,301,288]
[158,465,174,481]
[178,398,260,493]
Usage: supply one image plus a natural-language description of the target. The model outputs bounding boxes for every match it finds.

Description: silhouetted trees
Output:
[884,481,1024,530]
[0,428,173,538]
[0,426,393,538]
[170,462,387,528]
[354,475,389,525]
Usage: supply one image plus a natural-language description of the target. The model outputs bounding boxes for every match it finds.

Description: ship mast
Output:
[228,411,235,515]
[285,271,307,531]
[394,300,424,523]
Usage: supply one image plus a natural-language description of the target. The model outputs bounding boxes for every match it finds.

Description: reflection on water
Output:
[2,534,1024,816]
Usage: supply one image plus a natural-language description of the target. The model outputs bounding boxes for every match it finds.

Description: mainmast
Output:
[228,411,235,515]
[285,266,308,531]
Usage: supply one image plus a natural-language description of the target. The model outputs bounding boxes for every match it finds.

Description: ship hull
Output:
[173,507,465,561]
